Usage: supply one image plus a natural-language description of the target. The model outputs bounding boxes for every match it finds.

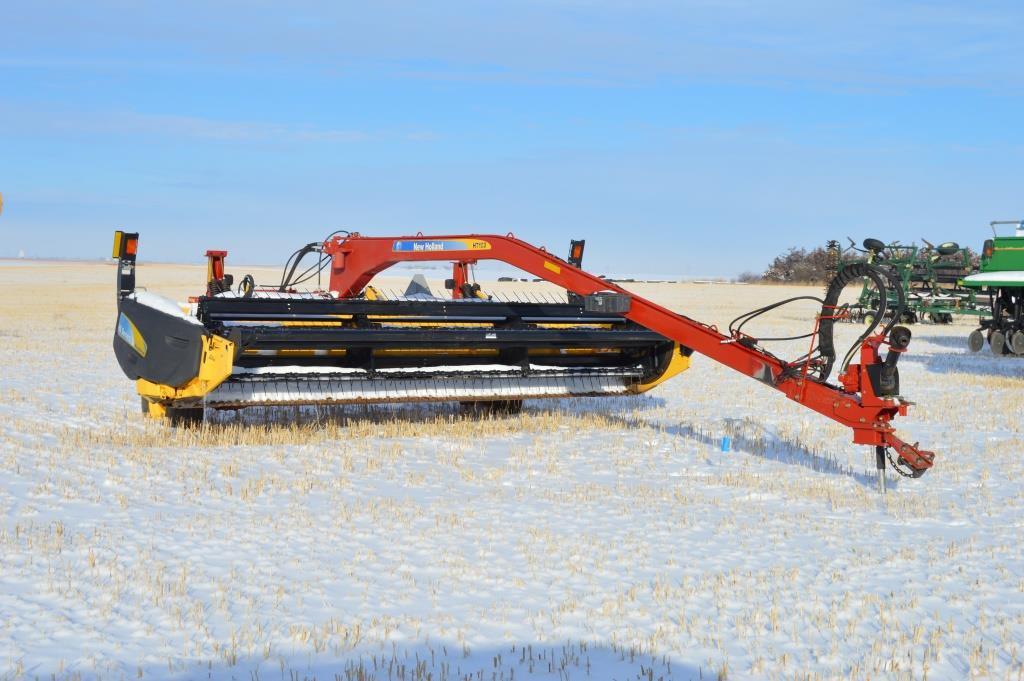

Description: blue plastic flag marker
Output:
[721,436,731,452]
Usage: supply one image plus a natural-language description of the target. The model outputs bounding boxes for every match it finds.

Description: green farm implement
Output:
[963,220,1024,355]
[828,238,983,325]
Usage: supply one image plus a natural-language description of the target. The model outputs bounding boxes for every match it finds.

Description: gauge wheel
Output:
[1011,330,1024,355]
[991,330,1006,356]
[967,329,985,353]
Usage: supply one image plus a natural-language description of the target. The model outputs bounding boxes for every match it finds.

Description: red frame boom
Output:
[322,233,934,471]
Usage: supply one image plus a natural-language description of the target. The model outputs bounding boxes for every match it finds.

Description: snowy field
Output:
[1,261,1023,680]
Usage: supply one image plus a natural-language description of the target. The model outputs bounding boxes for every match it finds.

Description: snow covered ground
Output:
[2,261,1023,680]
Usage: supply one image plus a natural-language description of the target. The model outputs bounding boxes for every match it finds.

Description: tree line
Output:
[737,246,834,284]
[738,244,980,284]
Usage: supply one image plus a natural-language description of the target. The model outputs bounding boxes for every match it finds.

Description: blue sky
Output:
[1,1,1022,277]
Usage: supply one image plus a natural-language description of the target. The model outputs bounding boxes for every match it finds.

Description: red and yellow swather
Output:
[112,230,935,479]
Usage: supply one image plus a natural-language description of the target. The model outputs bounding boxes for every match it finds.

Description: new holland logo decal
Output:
[392,239,491,253]
[117,312,148,357]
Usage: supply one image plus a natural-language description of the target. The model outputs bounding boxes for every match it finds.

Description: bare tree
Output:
[760,246,832,284]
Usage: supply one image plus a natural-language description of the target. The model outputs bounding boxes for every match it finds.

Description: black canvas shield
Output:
[113,298,205,388]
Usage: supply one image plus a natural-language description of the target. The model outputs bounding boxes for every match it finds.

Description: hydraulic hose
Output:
[279,242,322,291]
[278,231,350,292]
[817,263,892,381]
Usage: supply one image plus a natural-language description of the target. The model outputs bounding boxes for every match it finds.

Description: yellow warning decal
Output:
[544,261,562,274]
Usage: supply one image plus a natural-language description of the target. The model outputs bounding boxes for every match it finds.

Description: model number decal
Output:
[392,239,491,253]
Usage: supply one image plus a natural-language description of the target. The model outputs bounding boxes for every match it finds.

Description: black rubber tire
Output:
[1011,331,1024,355]
[968,329,985,353]
[991,330,1006,356]
[863,238,886,254]
[167,407,204,427]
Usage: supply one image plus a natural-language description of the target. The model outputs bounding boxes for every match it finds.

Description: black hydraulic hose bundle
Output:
[729,296,825,342]
[728,296,829,381]
[277,230,352,292]
[816,262,904,381]
[278,242,325,291]
[729,262,903,386]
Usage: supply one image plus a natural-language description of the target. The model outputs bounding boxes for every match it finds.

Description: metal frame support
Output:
[875,445,887,494]
[205,250,228,296]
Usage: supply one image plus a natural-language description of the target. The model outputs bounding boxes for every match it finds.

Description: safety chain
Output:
[885,448,926,478]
